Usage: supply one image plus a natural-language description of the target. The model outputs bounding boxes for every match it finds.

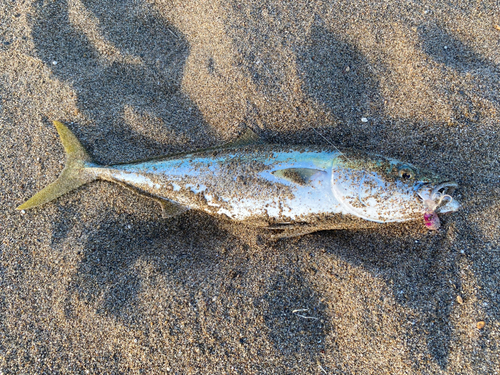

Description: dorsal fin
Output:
[224,127,264,148]
[272,168,326,186]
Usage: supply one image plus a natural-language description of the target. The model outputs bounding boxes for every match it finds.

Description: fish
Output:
[17,121,460,237]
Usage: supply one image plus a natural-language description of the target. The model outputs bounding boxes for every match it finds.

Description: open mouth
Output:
[431,181,458,198]
[417,181,460,213]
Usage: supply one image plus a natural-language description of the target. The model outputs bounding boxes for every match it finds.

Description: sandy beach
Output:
[1,0,499,373]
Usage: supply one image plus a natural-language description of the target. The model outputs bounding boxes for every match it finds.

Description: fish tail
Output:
[16,121,98,210]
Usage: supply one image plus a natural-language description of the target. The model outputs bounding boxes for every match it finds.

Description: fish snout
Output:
[417,181,460,213]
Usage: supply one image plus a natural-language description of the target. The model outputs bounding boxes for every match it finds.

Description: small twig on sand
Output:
[318,364,328,374]
[296,314,319,320]
[292,309,319,320]
[292,309,309,313]
[167,27,180,39]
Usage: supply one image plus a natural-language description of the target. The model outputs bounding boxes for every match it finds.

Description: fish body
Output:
[94,146,340,223]
[17,122,460,236]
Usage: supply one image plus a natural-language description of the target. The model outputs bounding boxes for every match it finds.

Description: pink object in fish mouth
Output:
[424,211,441,230]
[417,181,460,230]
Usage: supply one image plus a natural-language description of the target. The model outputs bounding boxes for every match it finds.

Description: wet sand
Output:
[1,0,499,373]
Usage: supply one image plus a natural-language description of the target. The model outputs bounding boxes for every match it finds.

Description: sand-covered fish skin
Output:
[17,121,460,234]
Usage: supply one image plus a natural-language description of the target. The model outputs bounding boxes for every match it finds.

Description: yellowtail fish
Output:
[17,121,460,237]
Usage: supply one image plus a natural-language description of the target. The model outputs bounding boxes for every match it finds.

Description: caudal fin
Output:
[17,121,97,210]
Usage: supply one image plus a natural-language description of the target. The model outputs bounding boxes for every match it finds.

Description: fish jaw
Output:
[417,181,460,214]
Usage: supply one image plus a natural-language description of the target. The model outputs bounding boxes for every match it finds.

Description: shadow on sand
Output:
[30,1,499,371]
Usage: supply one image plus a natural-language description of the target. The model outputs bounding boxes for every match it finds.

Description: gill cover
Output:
[331,162,421,222]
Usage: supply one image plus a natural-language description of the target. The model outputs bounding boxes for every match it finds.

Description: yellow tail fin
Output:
[17,121,97,210]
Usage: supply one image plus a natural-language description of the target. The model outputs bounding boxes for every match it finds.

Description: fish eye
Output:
[398,166,414,180]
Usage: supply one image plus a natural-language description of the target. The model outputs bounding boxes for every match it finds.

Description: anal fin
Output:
[157,199,188,218]
[259,222,315,239]
[112,180,187,218]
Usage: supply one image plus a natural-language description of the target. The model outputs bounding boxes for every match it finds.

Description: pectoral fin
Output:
[272,168,325,186]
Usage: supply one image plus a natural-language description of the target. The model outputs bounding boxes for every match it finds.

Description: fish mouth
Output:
[417,181,460,213]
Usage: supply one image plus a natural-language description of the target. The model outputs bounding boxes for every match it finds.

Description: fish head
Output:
[331,151,460,225]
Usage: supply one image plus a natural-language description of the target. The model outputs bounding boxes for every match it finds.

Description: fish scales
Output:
[17,122,460,235]
[92,145,342,222]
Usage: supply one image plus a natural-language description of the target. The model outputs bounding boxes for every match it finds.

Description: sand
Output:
[1,0,499,373]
